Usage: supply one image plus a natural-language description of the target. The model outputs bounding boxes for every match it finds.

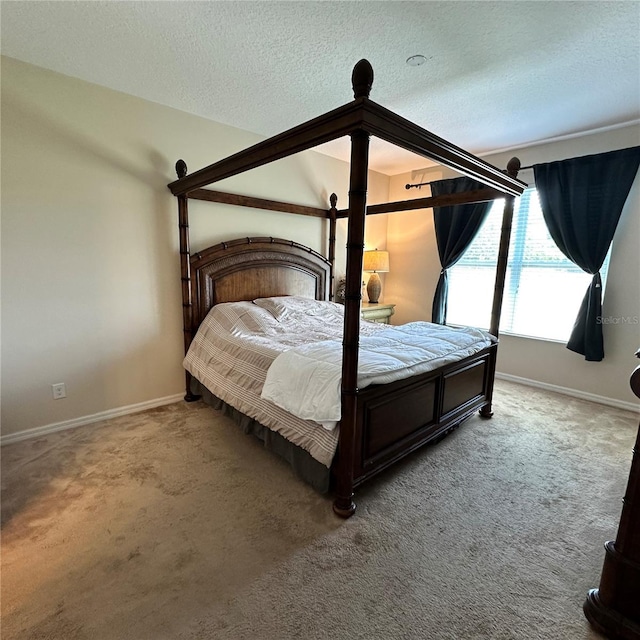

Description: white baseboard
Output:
[1,393,185,446]
[4,375,637,446]
[495,372,640,413]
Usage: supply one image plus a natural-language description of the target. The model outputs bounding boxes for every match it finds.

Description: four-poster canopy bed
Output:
[167,59,526,517]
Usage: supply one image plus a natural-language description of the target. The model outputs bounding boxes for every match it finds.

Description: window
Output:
[446,188,611,341]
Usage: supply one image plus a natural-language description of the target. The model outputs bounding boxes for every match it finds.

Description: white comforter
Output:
[261,321,494,428]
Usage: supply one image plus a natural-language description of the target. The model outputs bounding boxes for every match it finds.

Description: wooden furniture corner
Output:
[361,302,395,324]
[584,349,640,639]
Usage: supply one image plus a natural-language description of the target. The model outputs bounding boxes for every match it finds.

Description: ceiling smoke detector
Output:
[406,55,427,67]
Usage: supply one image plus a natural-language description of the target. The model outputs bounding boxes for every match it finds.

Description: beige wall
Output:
[385,125,640,405]
[385,173,442,325]
[1,57,389,436]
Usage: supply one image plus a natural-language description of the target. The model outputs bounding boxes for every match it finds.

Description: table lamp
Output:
[363,249,389,304]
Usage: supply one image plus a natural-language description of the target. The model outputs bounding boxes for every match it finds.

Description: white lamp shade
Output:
[363,250,389,273]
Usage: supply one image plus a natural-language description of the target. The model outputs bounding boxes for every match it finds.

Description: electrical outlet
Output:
[52,383,66,399]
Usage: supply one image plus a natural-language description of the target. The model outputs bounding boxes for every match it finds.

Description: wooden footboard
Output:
[347,344,497,487]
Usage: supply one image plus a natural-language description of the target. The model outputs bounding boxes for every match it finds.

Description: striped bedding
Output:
[184,300,386,467]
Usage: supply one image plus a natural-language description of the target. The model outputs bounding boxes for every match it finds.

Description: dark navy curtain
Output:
[534,147,640,361]
[430,177,493,324]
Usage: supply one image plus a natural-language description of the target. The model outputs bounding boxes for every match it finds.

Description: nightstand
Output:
[361,302,395,324]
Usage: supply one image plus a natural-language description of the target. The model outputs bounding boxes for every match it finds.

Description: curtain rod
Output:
[406,164,535,190]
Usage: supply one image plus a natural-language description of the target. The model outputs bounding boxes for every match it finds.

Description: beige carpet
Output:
[2,380,637,640]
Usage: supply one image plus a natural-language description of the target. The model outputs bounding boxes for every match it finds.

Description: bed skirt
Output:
[191,378,331,493]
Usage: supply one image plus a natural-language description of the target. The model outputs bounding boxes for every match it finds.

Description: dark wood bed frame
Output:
[168,60,526,517]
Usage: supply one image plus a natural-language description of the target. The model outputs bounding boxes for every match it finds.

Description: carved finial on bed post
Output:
[176,159,188,179]
[506,157,521,178]
[352,59,374,99]
[330,193,337,208]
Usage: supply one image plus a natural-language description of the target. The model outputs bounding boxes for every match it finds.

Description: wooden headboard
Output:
[190,237,331,328]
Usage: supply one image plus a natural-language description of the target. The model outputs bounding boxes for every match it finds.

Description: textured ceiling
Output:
[2,1,639,175]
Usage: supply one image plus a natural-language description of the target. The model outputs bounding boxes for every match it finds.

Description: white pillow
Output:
[253,295,343,321]
[206,301,279,335]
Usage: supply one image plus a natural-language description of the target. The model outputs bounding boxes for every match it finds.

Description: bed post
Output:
[480,156,520,418]
[176,160,200,402]
[328,193,338,301]
[488,156,521,338]
[333,60,373,519]
[584,350,640,638]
